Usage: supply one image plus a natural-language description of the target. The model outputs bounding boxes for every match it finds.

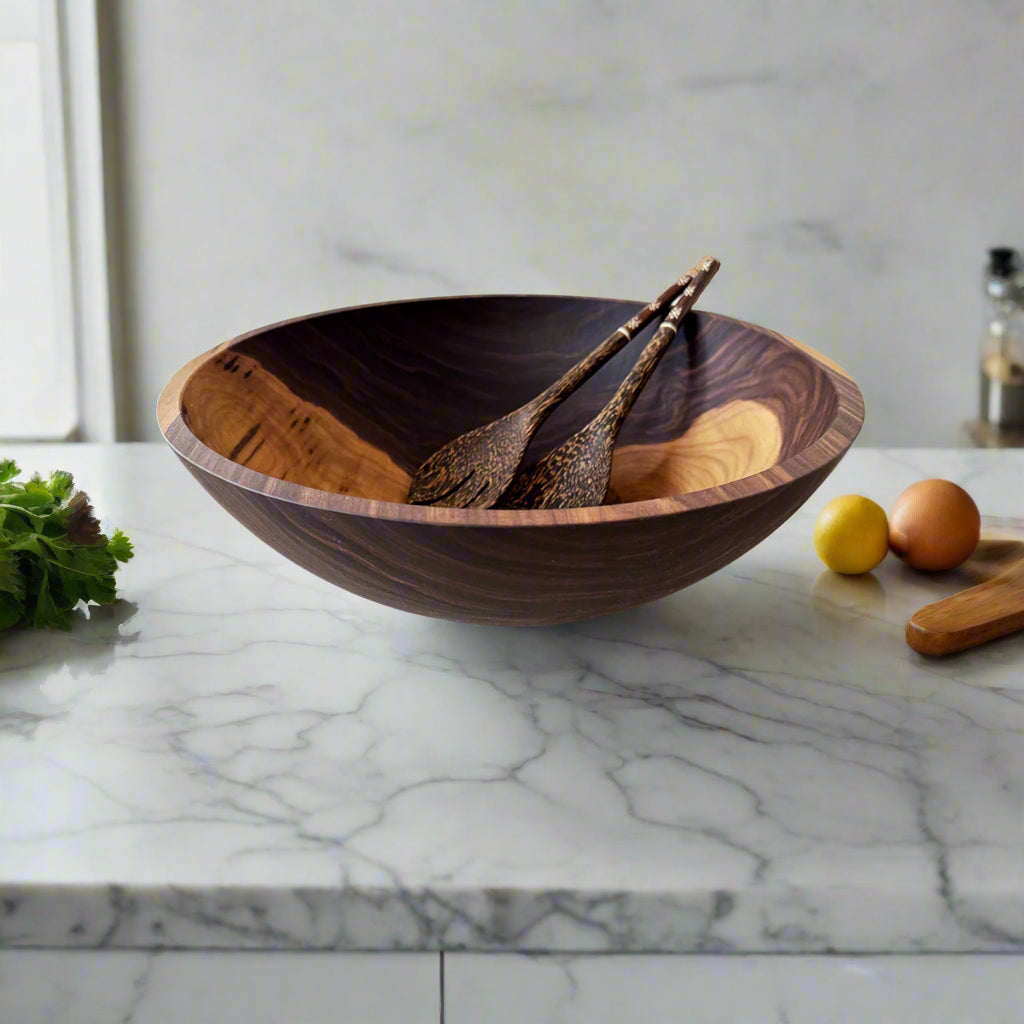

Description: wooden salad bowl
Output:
[158,295,864,625]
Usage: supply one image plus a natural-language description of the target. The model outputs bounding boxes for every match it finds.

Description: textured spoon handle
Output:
[529,268,698,420]
[596,256,720,436]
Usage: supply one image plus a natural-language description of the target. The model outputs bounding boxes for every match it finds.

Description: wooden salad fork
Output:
[497,256,720,511]
[405,264,707,509]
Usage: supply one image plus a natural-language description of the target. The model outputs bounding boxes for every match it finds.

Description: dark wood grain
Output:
[158,293,864,626]
[498,259,719,510]
[406,268,697,508]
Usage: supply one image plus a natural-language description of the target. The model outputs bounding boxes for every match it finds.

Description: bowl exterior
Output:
[159,296,864,626]
[177,454,840,626]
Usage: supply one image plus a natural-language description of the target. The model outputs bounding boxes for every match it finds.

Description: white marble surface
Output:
[0,950,437,1023]
[1,443,1023,953]
[446,953,1024,1024]
[106,1,1024,447]
[5,949,1024,1024]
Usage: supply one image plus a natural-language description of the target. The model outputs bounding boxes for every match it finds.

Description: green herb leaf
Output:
[0,546,25,599]
[107,529,134,563]
[0,593,23,631]
[47,470,74,501]
[0,460,134,632]
[36,568,74,630]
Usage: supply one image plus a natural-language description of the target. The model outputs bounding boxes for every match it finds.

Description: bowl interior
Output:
[178,296,841,506]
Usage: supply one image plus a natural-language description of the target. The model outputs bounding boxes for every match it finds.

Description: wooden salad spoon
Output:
[906,529,1024,655]
[497,256,720,511]
[406,264,707,509]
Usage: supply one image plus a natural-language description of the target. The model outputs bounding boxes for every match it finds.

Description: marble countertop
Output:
[1,443,1023,954]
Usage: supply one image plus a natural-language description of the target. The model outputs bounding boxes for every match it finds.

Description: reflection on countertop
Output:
[1,443,1023,956]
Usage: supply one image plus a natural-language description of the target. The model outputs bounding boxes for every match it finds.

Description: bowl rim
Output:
[157,294,865,528]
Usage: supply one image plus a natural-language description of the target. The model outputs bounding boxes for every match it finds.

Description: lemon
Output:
[813,494,889,574]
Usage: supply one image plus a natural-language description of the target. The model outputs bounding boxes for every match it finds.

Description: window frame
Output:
[0,0,117,441]
[60,0,119,442]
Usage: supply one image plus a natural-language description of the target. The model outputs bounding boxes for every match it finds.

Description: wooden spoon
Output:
[497,257,720,511]
[406,264,705,509]
[906,531,1024,656]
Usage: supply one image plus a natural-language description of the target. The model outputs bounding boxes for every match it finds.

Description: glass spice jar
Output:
[979,247,1024,429]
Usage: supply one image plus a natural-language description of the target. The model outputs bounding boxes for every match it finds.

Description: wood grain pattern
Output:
[497,259,718,510]
[906,568,1024,656]
[906,528,1024,656]
[179,360,785,507]
[184,350,410,502]
[406,269,698,508]
[158,294,864,625]
[607,400,783,503]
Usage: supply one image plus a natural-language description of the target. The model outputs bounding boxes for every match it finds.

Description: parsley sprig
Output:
[0,459,133,631]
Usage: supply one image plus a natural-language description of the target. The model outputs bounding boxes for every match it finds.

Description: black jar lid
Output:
[988,247,1021,279]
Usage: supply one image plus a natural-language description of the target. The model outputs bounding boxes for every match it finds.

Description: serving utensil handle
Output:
[596,257,720,436]
[528,269,698,421]
[906,570,1024,655]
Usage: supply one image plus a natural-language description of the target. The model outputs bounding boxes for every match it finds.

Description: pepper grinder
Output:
[979,247,1024,431]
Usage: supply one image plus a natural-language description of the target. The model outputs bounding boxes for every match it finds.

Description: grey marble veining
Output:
[1,444,1023,953]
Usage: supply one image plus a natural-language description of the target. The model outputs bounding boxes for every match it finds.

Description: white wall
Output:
[0,0,77,440]
[104,0,1024,445]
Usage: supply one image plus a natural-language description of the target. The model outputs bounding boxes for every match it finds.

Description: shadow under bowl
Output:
[158,294,863,625]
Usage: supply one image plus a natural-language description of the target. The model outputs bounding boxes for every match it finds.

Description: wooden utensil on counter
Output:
[406,264,705,509]
[906,529,1024,655]
[498,257,720,511]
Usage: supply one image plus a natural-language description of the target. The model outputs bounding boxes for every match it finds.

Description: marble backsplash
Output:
[106,0,1024,445]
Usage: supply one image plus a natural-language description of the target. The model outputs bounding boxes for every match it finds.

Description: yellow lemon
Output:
[813,494,889,575]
